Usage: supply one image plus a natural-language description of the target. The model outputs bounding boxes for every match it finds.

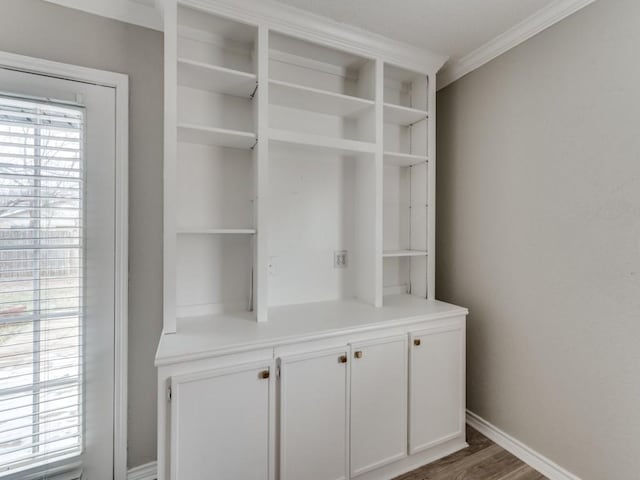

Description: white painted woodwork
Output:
[177,58,257,97]
[162,0,178,333]
[170,362,272,479]
[162,0,443,329]
[254,25,270,323]
[177,228,256,234]
[382,64,429,302]
[269,79,374,117]
[383,103,428,126]
[383,250,428,258]
[269,129,376,155]
[156,296,466,364]
[156,300,467,480]
[177,124,256,149]
[384,151,428,167]
[177,4,256,73]
[157,2,467,479]
[409,324,465,454]
[279,347,349,480]
[350,336,408,477]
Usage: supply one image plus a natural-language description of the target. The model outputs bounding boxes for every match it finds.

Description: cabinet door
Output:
[350,336,408,477]
[279,347,349,480]
[170,362,273,480]
[409,323,465,454]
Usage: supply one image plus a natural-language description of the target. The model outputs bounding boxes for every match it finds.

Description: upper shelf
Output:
[384,103,428,126]
[177,228,257,235]
[384,151,428,167]
[383,250,428,258]
[269,79,374,117]
[178,58,257,98]
[178,124,257,149]
[269,128,377,155]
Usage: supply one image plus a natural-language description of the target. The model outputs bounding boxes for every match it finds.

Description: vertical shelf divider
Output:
[374,59,384,307]
[427,76,436,300]
[163,0,178,334]
[254,25,269,322]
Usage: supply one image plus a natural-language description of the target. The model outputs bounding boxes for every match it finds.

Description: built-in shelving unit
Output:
[162,0,440,332]
[382,64,431,300]
[267,30,377,311]
[157,3,461,480]
[164,4,261,328]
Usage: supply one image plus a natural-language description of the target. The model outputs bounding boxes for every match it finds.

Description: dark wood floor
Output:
[394,426,548,480]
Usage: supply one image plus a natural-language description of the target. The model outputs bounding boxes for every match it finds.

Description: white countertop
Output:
[156,295,468,366]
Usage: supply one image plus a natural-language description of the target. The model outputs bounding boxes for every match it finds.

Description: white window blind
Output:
[0,95,84,476]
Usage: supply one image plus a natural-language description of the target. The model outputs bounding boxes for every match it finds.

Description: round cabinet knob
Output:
[338,355,348,364]
[260,370,270,379]
[414,339,421,346]
[354,351,363,359]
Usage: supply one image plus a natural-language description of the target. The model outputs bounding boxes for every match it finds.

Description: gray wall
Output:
[436,0,640,478]
[0,0,163,468]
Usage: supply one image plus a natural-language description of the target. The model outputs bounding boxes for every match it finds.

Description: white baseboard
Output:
[466,410,582,480]
[127,461,157,480]
[127,413,583,480]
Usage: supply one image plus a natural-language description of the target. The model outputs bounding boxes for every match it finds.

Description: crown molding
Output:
[42,0,163,31]
[437,0,598,90]
[181,0,448,74]
[42,0,448,74]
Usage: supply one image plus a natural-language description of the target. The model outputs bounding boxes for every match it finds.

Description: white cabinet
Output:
[408,324,465,454]
[159,313,467,480]
[350,335,408,477]
[169,361,273,480]
[279,347,350,480]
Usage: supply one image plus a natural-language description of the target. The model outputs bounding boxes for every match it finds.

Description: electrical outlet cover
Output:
[334,250,348,268]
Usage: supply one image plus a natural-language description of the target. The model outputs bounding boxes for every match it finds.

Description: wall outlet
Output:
[334,251,348,269]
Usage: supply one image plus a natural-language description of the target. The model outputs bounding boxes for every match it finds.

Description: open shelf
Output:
[383,250,428,258]
[177,228,257,235]
[384,151,428,167]
[178,124,256,149]
[178,5,256,74]
[269,79,374,117]
[269,31,374,101]
[384,103,428,126]
[269,128,376,155]
[384,64,429,112]
[178,58,257,98]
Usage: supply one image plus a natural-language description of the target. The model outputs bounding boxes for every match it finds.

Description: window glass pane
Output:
[0,96,83,475]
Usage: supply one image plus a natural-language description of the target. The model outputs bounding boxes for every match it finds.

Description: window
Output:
[0,96,84,475]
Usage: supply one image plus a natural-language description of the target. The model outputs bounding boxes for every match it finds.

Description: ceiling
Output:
[273,0,555,64]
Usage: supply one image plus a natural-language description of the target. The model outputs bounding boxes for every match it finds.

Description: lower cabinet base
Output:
[352,436,468,480]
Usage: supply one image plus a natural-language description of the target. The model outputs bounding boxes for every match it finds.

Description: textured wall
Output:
[436,0,640,478]
[0,0,163,468]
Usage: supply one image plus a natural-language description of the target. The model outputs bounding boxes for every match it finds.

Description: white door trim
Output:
[0,51,129,480]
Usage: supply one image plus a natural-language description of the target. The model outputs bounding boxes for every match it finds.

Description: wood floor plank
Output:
[393,426,548,480]
[498,465,547,480]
